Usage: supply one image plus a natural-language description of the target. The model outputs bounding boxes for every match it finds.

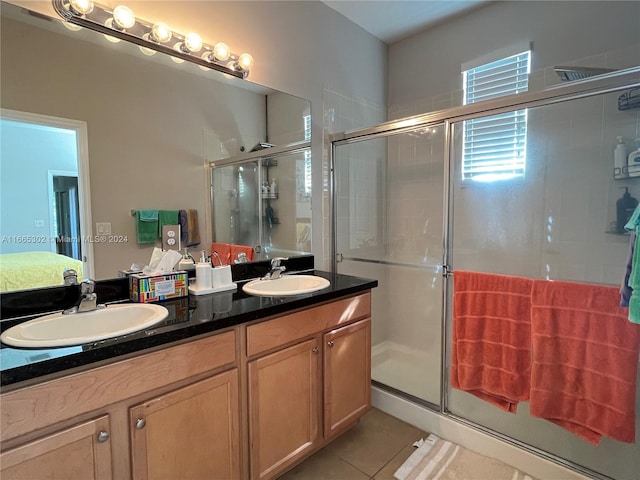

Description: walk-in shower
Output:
[331,67,640,480]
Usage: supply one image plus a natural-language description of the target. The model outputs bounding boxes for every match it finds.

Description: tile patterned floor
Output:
[279,408,427,480]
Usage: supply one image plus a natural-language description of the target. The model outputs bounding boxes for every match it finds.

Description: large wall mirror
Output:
[0,1,311,293]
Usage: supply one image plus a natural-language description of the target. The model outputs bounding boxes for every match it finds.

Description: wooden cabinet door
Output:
[130,369,240,480]
[248,338,321,480]
[1,415,112,480]
[324,318,371,439]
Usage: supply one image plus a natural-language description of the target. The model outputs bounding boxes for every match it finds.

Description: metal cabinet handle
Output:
[312,347,319,354]
[97,431,110,443]
[136,418,146,429]
[327,341,334,348]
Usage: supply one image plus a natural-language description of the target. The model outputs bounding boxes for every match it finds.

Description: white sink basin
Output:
[242,275,330,297]
[0,303,169,348]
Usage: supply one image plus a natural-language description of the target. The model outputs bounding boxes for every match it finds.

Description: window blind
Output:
[304,114,312,195]
[463,51,530,182]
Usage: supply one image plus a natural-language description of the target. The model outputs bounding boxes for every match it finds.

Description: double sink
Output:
[1,275,330,349]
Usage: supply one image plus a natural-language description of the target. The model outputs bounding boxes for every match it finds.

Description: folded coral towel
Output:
[451,271,534,413]
[211,242,231,265]
[230,244,254,262]
[530,280,640,445]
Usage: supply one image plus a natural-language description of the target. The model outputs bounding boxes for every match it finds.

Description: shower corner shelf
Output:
[261,193,278,200]
[618,87,640,111]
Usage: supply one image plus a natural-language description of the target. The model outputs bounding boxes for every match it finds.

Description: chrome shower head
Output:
[554,66,617,81]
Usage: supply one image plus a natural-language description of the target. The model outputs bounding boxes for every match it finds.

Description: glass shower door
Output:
[333,125,446,406]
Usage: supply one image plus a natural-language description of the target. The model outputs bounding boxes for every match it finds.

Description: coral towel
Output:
[452,271,534,412]
[530,280,640,445]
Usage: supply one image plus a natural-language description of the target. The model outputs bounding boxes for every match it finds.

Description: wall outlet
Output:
[34,219,45,228]
[162,225,181,251]
[96,222,112,235]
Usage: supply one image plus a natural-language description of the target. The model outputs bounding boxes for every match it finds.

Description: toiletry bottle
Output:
[195,250,212,289]
[178,248,195,272]
[614,136,627,178]
[270,178,277,196]
[616,187,638,233]
[628,138,640,174]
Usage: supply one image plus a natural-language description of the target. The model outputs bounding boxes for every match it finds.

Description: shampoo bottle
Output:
[616,187,638,233]
[614,136,627,178]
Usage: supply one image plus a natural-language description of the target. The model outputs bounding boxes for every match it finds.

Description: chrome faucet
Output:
[63,279,102,314]
[262,257,288,280]
[63,268,78,286]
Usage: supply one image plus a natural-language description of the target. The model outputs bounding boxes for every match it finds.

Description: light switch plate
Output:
[162,224,181,251]
[96,222,112,235]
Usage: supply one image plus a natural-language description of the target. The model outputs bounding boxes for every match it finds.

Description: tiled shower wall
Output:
[321,86,385,270]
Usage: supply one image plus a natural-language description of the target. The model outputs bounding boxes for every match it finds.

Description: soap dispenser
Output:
[616,187,638,233]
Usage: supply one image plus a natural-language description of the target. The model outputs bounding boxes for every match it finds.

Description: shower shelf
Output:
[618,88,640,111]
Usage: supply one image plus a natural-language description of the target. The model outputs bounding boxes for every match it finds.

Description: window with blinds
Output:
[462,51,531,182]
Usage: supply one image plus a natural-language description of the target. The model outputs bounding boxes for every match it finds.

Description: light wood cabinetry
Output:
[324,318,371,439]
[1,291,372,480]
[130,369,240,480]
[246,293,372,480]
[1,330,238,480]
[248,338,321,480]
[1,415,112,480]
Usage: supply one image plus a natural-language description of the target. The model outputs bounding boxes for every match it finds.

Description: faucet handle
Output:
[80,279,95,295]
[63,269,78,286]
[271,257,289,267]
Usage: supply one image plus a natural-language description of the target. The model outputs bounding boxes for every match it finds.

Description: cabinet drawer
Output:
[246,293,371,357]
[1,329,237,443]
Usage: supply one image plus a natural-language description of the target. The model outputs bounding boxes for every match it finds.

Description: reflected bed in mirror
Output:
[0,1,311,293]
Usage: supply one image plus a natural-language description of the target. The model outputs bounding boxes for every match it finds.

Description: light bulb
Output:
[237,53,254,71]
[62,21,83,31]
[112,5,135,30]
[139,45,156,56]
[151,22,172,43]
[184,32,202,52]
[213,42,230,61]
[69,0,93,15]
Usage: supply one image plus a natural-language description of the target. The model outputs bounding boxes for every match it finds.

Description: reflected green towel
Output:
[158,210,179,236]
[629,234,640,324]
[136,210,158,244]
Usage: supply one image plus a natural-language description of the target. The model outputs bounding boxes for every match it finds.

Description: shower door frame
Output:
[329,66,640,480]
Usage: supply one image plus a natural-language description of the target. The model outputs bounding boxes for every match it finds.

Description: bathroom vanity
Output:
[0,271,376,480]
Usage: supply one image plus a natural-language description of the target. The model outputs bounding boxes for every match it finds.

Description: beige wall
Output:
[1,15,266,277]
[5,0,389,268]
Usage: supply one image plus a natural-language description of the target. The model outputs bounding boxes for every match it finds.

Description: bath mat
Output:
[393,434,536,480]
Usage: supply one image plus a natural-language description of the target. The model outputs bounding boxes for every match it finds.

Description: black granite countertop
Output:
[0,271,377,388]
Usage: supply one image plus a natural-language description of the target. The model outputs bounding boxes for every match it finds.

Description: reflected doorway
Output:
[0,108,93,283]
[51,173,81,260]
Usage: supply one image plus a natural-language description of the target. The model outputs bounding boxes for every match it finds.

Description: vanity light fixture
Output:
[52,0,254,79]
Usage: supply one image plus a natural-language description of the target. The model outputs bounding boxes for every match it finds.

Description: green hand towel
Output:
[629,234,640,324]
[136,210,159,244]
[158,210,179,237]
